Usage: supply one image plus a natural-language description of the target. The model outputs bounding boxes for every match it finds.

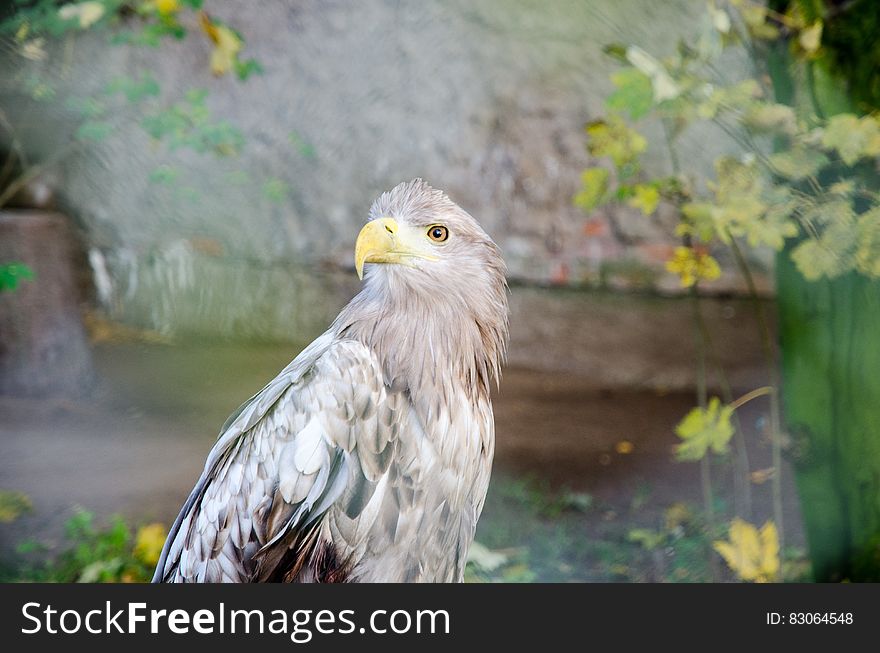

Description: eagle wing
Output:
[152,334,402,582]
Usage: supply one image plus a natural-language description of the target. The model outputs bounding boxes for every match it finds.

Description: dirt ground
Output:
[0,341,804,581]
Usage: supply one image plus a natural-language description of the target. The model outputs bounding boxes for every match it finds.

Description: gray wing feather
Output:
[152,333,396,582]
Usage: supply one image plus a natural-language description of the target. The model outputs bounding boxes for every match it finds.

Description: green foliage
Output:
[12,509,164,583]
[106,74,161,103]
[814,0,880,112]
[0,262,34,292]
[820,113,880,165]
[75,119,113,142]
[288,131,317,159]
[471,475,808,583]
[64,95,106,119]
[0,0,264,207]
[606,68,654,120]
[262,177,289,203]
[235,58,263,81]
[148,164,179,185]
[575,1,880,286]
[142,89,244,155]
[22,73,56,101]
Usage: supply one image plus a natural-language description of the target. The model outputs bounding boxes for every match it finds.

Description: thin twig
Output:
[0,139,79,209]
[728,235,785,560]
[693,303,754,520]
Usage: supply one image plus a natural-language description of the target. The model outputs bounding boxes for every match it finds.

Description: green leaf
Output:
[674,397,735,461]
[855,207,880,278]
[141,92,244,156]
[148,165,179,185]
[606,68,654,120]
[704,156,768,241]
[742,103,797,135]
[802,197,855,227]
[821,114,880,165]
[791,239,843,281]
[235,58,264,81]
[64,96,106,119]
[262,177,289,203]
[625,45,680,102]
[224,170,251,185]
[182,87,206,105]
[601,43,629,63]
[288,131,316,159]
[573,168,610,212]
[828,180,855,197]
[768,147,828,180]
[0,262,35,292]
[744,189,798,250]
[680,203,717,242]
[627,184,660,215]
[106,74,160,103]
[697,79,761,120]
[76,120,113,142]
[790,202,857,280]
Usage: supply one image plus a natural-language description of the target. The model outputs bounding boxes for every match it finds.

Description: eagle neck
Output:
[332,281,505,406]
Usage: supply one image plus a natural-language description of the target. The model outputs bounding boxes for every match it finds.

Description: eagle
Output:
[153,179,509,582]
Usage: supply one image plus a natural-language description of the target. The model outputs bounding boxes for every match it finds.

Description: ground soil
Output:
[0,341,804,580]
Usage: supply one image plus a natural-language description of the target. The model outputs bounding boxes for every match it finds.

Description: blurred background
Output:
[1,0,878,582]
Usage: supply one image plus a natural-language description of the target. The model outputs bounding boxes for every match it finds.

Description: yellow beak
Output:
[354,217,438,280]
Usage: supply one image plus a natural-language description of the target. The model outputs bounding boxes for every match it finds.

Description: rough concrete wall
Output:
[1,1,768,364]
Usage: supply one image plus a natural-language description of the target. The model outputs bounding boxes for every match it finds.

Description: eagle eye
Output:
[427,225,449,242]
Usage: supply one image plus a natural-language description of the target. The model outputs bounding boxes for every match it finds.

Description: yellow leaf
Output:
[155,0,181,17]
[673,396,734,460]
[714,518,780,582]
[21,38,47,62]
[199,12,242,76]
[15,22,29,42]
[627,184,660,215]
[615,440,634,454]
[798,20,823,54]
[586,115,647,168]
[0,490,32,523]
[708,1,731,35]
[665,246,721,288]
[133,522,167,566]
[574,168,610,212]
[749,467,775,484]
[664,502,693,531]
[759,521,781,581]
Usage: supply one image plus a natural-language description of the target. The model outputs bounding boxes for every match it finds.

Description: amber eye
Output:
[427,225,449,242]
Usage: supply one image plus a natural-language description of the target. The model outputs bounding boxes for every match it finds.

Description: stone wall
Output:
[0,1,773,387]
